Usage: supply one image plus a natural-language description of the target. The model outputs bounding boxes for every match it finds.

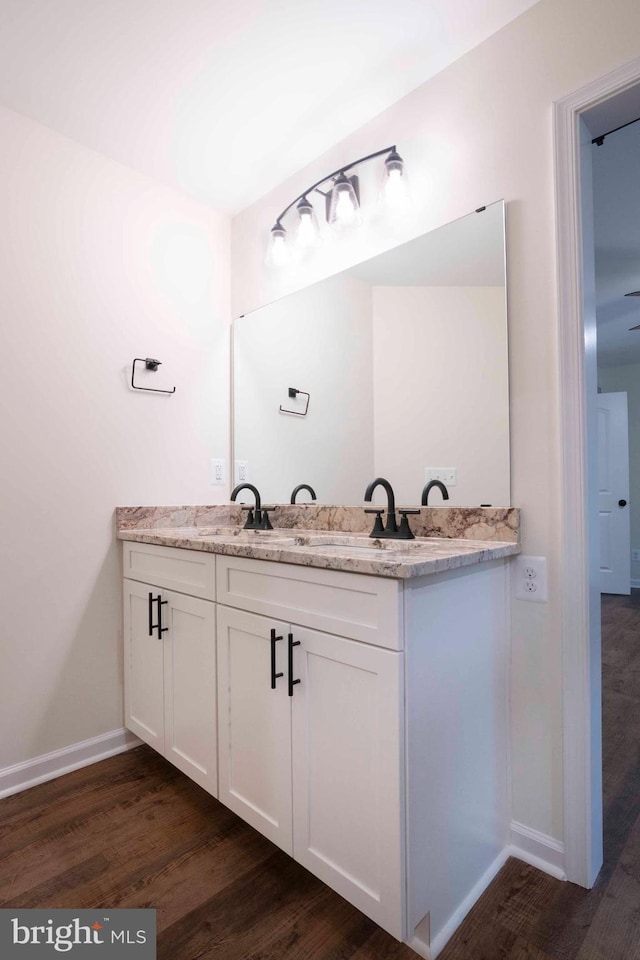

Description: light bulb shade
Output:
[327,173,361,228]
[380,149,411,212]
[295,196,320,249]
[265,222,289,268]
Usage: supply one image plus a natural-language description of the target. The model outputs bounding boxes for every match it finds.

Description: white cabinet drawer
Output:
[122,541,216,600]
[216,555,403,649]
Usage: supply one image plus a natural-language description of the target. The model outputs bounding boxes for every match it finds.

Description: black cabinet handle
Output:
[270,628,284,689]
[619,499,628,507]
[288,633,301,697]
[149,593,168,638]
[157,597,168,637]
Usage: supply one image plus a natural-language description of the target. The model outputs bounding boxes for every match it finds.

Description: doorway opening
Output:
[555,58,640,888]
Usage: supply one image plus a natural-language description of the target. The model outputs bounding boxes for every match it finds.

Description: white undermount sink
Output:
[192,527,297,544]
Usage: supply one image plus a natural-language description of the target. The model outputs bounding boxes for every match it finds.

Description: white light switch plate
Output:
[424,467,457,486]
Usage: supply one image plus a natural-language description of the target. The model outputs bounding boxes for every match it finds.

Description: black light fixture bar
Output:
[272,144,398,226]
[592,116,640,146]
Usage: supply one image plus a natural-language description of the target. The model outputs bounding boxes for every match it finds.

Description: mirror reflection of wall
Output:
[233,200,510,507]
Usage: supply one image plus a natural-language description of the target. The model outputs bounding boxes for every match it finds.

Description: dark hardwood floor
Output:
[1,592,639,959]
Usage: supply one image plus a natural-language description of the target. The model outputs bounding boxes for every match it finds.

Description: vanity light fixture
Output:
[265,145,409,267]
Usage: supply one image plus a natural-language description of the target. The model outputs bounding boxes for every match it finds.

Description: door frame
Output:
[554,55,640,887]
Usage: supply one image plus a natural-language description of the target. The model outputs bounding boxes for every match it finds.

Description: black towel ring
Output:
[279,387,309,416]
[131,358,176,395]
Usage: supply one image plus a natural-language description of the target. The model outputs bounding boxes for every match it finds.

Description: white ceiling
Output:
[0,0,539,213]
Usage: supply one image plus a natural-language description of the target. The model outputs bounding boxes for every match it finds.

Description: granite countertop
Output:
[117,524,520,580]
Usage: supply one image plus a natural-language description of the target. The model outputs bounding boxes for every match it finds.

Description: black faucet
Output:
[230,483,274,530]
[290,483,317,504]
[363,477,418,539]
[421,480,450,505]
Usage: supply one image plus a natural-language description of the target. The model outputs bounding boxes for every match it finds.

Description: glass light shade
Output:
[328,173,361,228]
[380,150,411,212]
[265,223,289,268]
[295,197,321,249]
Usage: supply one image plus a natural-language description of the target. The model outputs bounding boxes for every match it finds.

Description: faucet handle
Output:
[241,505,255,528]
[364,508,385,538]
[397,509,419,540]
[260,506,275,530]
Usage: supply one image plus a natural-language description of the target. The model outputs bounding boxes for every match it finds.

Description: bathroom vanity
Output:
[119,509,518,957]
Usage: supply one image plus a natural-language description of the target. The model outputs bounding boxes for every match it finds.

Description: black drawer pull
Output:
[288,633,301,697]
[270,629,283,689]
[148,592,154,636]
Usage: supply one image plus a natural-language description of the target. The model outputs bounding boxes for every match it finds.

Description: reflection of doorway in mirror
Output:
[372,285,510,506]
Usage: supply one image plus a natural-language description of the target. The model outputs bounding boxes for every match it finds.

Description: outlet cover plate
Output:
[234,460,249,484]
[210,459,226,485]
[514,555,548,602]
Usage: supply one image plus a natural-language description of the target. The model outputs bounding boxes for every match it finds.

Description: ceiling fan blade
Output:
[629,324,640,330]
[625,291,640,297]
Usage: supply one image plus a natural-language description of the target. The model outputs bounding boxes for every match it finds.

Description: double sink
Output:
[191,526,448,560]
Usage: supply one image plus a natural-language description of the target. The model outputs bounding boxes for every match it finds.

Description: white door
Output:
[163,590,218,796]
[597,391,630,594]
[216,606,293,853]
[291,625,405,940]
[123,579,165,752]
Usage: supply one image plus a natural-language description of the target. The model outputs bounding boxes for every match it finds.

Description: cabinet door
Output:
[164,590,218,797]
[216,606,292,854]
[123,579,165,753]
[291,627,405,940]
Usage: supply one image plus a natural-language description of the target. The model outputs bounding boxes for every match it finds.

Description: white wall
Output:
[372,286,509,506]
[0,106,230,769]
[233,273,374,503]
[598,366,640,583]
[231,0,640,843]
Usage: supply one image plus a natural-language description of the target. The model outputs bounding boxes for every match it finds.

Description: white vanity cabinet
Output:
[122,542,218,796]
[215,553,406,939]
[121,538,510,956]
[215,551,509,954]
[216,604,404,939]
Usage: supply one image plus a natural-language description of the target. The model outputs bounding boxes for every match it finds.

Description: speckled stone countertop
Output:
[116,504,520,580]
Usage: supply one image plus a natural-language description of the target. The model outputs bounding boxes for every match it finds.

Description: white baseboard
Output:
[408,847,510,960]
[509,820,566,880]
[0,728,142,800]
[406,826,565,959]
[631,579,640,590]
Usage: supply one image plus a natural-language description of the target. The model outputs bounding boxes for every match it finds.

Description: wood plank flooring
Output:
[0,591,638,959]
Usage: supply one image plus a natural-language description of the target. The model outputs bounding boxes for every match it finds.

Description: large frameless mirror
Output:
[232,200,509,506]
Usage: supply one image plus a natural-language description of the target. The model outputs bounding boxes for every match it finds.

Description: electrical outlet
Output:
[210,459,226,485]
[234,460,249,484]
[424,467,457,486]
[632,549,640,562]
[514,555,548,602]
